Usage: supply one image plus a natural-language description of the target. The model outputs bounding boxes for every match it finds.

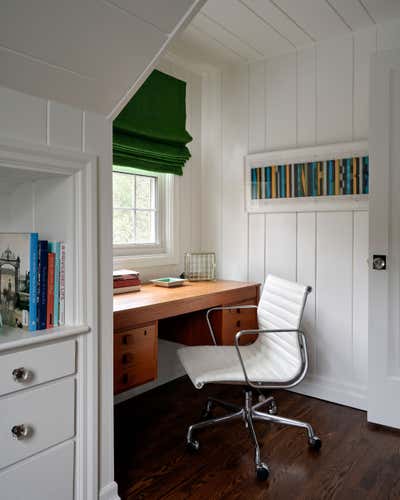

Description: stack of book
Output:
[113,269,141,294]
[0,233,65,332]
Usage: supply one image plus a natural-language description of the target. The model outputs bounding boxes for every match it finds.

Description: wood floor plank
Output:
[114,377,400,500]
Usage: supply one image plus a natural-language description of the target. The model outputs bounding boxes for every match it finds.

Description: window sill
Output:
[113,252,179,269]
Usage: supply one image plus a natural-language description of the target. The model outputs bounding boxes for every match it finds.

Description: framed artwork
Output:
[245,141,369,213]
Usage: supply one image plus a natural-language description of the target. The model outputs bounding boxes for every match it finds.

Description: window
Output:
[112,167,176,264]
[113,170,158,246]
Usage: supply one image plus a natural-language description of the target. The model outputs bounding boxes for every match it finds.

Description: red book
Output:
[113,278,141,288]
[46,252,55,328]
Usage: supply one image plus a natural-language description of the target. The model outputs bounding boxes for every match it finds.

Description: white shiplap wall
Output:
[0,86,115,498]
[203,22,400,409]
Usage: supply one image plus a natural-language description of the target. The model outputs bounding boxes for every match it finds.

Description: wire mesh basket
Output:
[184,252,216,281]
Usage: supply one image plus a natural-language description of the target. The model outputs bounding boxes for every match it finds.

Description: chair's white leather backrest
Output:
[254,275,310,377]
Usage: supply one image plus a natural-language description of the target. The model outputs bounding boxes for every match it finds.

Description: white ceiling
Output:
[0,0,203,116]
[170,0,400,67]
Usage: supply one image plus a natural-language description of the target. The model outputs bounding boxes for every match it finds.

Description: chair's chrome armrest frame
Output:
[206,305,258,345]
[234,328,309,389]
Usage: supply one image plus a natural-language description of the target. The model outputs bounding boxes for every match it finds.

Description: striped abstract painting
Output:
[250,156,369,200]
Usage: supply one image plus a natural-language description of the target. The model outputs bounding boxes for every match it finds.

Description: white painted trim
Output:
[99,481,120,500]
[245,140,369,213]
[108,0,207,120]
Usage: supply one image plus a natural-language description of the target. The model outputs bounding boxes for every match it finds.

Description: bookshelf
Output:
[0,137,98,500]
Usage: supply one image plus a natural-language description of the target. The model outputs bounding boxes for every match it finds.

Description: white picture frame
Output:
[245,140,369,213]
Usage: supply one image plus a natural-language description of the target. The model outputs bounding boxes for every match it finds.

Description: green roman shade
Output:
[113,69,192,176]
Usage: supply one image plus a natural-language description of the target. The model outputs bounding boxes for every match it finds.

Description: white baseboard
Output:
[99,481,120,500]
[290,374,367,411]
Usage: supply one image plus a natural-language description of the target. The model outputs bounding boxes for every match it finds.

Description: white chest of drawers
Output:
[0,328,89,500]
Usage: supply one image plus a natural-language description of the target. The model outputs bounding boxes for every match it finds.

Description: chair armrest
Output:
[233,328,308,389]
[206,305,258,345]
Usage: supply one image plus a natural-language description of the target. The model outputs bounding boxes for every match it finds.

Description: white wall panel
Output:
[0,86,46,144]
[377,18,400,51]
[249,61,265,153]
[316,35,353,143]
[316,212,353,382]
[266,53,297,149]
[354,27,377,140]
[248,213,265,283]
[353,211,369,386]
[265,213,296,281]
[221,65,248,280]
[49,102,83,150]
[297,46,316,146]
[297,212,316,373]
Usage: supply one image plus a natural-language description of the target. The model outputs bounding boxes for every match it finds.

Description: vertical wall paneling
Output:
[248,213,265,283]
[265,53,297,149]
[0,86,46,144]
[316,35,353,143]
[221,65,248,280]
[248,61,266,153]
[354,27,377,139]
[297,45,316,146]
[201,70,222,271]
[48,101,83,150]
[316,212,353,383]
[297,212,317,374]
[353,210,369,386]
[377,18,400,51]
[265,213,297,281]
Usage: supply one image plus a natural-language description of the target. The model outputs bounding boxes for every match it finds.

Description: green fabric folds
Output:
[113,69,192,176]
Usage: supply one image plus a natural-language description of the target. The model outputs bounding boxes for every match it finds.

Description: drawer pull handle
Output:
[236,320,241,328]
[12,367,31,382]
[144,330,147,336]
[11,424,30,440]
[122,335,129,345]
[122,373,128,384]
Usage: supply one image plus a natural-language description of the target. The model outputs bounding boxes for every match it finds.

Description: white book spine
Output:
[59,242,66,326]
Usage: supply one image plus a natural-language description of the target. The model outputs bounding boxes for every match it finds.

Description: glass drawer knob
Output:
[11,424,30,440]
[12,367,31,382]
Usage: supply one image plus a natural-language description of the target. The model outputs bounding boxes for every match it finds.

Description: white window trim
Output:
[113,171,179,268]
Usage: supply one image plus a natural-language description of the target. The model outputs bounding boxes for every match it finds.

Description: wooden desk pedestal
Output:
[113,281,260,395]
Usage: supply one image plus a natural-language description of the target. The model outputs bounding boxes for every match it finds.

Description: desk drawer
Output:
[220,300,258,345]
[114,323,157,394]
[0,340,76,397]
[0,378,75,469]
[114,324,156,352]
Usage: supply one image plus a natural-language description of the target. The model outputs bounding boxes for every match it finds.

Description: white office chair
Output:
[178,274,321,481]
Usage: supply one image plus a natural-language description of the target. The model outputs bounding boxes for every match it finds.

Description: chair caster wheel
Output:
[256,463,270,481]
[309,436,322,450]
[200,409,214,421]
[186,439,200,453]
[268,400,278,415]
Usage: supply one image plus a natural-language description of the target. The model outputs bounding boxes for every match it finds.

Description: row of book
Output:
[251,156,369,200]
[113,269,141,294]
[0,233,65,332]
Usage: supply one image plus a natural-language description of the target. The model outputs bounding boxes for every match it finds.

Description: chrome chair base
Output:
[186,390,321,480]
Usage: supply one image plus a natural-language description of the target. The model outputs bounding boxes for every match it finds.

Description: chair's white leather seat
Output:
[178,275,309,389]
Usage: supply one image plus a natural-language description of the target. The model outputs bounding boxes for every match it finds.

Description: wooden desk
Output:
[113,280,260,394]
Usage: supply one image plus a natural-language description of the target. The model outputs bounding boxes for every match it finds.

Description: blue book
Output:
[51,242,61,327]
[279,165,286,198]
[38,240,48,330]
[29,233,39,331]
[328,160,334,195]
[251,168,257,199]
[362,156,369,194]
[266,167,271,199]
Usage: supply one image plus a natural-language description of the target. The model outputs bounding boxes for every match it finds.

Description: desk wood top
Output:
[113,280,259,313]
[113,280,260,331]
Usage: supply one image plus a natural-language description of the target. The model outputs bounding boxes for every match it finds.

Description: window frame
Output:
[112,167,178,267]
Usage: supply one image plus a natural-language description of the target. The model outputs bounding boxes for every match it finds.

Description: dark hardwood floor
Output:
[114,377,400,499]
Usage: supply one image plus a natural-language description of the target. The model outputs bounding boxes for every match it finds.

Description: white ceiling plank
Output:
[104,0,196,34]
[192,13,264,61]
[169,25,245,68]
[361,0,400,23]
[241,0,314,46]
[273,0,351,40]
[202,0,294,58]
[327,0,375,30]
